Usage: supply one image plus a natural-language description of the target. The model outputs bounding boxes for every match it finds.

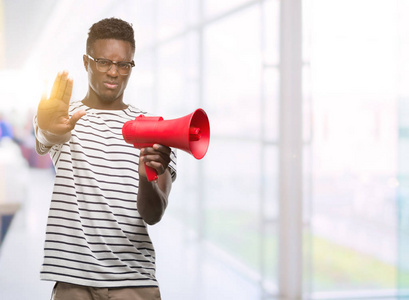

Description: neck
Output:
[82,90,128,110]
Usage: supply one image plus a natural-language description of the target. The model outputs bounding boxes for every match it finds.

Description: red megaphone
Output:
[122,108,210,181]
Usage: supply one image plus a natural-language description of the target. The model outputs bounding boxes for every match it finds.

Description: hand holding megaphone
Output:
[122,109,210,181]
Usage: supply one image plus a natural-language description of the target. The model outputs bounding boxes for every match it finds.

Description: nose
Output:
[107,64,119,77]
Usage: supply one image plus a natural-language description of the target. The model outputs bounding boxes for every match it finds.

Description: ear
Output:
[83,55,89,71]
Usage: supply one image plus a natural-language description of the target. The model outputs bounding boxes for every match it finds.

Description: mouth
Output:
[104,82,119,89]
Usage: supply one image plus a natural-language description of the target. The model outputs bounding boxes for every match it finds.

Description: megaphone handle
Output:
[145,164,158,182]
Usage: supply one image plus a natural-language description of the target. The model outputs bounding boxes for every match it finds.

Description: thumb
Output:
[69,110,86,128]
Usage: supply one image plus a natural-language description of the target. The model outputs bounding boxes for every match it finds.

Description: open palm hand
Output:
[37,71,85,135]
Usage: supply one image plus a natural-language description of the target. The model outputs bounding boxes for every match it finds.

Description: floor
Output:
[0,167,261,300]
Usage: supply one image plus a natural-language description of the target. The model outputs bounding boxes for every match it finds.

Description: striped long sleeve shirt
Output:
[34,101,177,288]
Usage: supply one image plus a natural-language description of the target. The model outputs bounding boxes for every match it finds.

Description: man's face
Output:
[85,39,134,105]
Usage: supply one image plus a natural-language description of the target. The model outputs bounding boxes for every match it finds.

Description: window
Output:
[305,0,402,298]
[131,0,405,298]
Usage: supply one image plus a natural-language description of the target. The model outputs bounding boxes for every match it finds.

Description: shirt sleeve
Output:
[168,149,177,182]
[33,116,71,155]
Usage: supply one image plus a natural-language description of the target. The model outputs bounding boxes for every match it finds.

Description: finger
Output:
[56,71,70,100]
[140,147,171,165]
[142,151,170,169]
[49,71,63,100]
[38,80,53,112]
[152,144,171,155]
[140,147,164,156]
[61,76,73,104]
[145,160,167,175]
[140,147,152,156]
[69,110,86,128]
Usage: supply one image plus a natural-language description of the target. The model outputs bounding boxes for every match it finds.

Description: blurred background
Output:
[0,0,408,299]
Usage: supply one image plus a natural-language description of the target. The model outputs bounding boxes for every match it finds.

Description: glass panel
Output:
[130,52,155,112]
[204,0,252,19]
[157,34,199,116]
[302,0,312,64]
[186,0,201,26]
[308,0,399,294]
[398,97,409,293]
[261,145,279,293]
[204,139,262,273]
[134,0,156,48]
[303,144,313,296]
[263,68,279,143]
[262,0,280,66]
[157,0,187,40]
[397,0,409,294]
[303,66,312,143]
[204,6,261,139]
[157,40,185,115]
[182,33,200,111]
[167,152,201,230]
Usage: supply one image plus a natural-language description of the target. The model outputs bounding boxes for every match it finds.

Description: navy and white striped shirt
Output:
[34,101,177,288]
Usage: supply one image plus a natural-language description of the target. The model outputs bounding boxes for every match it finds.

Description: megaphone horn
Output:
[122,108,210,181]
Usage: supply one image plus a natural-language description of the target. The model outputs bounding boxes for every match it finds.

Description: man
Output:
[34,18,176,300]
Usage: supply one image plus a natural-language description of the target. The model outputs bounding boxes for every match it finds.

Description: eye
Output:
[97,60,111,66]
[118,63,131,69]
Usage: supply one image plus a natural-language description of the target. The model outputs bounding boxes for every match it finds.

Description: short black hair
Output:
[86,17,135,55]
